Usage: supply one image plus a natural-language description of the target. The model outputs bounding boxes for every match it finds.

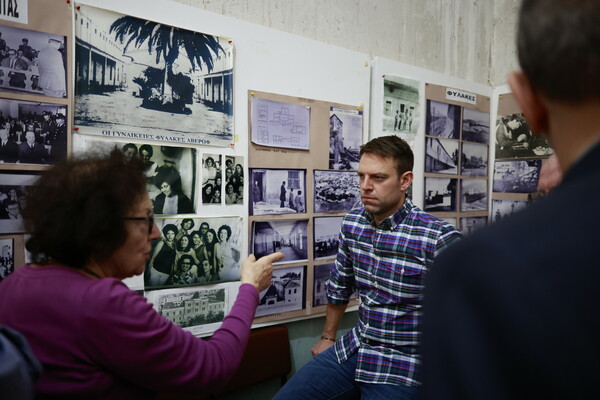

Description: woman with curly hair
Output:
[0,150,283,398]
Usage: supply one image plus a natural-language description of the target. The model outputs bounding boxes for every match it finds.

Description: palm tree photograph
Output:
[74,4,233,147]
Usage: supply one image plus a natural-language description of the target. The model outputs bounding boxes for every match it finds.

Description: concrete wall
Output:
[174,0,520,86]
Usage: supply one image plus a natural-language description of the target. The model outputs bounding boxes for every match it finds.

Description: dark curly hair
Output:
[23,150,147,269]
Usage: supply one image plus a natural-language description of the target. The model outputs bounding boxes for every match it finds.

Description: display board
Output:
[422,83,491,232]
[247,89,361,323]
[0,0,72,281]
[68,0,370,334]
[370,57,492,214]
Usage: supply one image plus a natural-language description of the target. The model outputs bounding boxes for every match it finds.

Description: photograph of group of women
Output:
[201,153,245,205]
[145,217,243,289]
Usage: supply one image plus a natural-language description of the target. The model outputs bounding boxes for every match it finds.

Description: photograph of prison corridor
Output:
[252,220,308,263]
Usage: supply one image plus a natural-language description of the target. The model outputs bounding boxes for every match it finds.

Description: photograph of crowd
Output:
[255,265,306,318]
[252,219,308,264]
[224,155,244,205]
[0,237,14,282]
[424,177,457,212]
[0,25,67,98]
[0,173,38,234]
[383,75,419,134]
[495,113,553,159]
[313,216,342,260]
[460,142,488,177]
[462,107,490,144]
[329,107,362,170]
[74,5,233,146]
[426,100,461,139]
[425,137,459,175]
[313,170,360,213]
[493,159,542,193]
[145,216,242,289]
[249,168,306,216]
[460,179,487,212]
[0,98,67,165]
[73,136,197,215]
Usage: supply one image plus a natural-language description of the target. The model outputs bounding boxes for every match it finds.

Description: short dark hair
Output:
[177,254,194,268]
[122,143,138,153]
[359,135,414,176]
[517,0,600,102]
[162,224,177,237]
[181,218,194,228]
[154,169,183,195]
[139,144,153,157]
[24,150,147,269]
[218,225,232,241]
[176,234,192,252]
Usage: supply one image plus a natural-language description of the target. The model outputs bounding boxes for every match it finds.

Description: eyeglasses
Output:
[124,216,155,234]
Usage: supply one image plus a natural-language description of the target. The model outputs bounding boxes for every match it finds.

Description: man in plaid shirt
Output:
[275,135,461,399]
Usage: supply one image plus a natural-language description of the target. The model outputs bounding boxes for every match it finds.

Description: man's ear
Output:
[400,171,413,191]
[508,71,549,136]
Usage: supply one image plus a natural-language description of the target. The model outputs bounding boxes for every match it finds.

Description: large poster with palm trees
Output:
[73,4,233,147]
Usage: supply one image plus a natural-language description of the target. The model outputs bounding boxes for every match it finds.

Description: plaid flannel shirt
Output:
[327,198,461,386]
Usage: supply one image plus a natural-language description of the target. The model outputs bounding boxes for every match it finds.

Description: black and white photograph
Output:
[74,5,233,146]
[0,97,67,165]
[329,107,362,170]
[145,216,243,289]
[495,113,553,159]
[252,219,308,264]
[0,172,37,234]
[462,107,490,144]
[147,286,228,335]
[202,153,222,205]
[425,137,459,175]
[460,179,487,212]
[314,170,360,214]
[493,159,542,193]
[0,24,67,98]
[426,100,461,139]
[0,237,14,281]
[313,262,334,307]
[224,155,244,205]
[461,216,487,234]
[313,216,342,260]
[249,168,306,216]
[492,199,528,223]
[424,177,457,212]
[73,135,197,215]
[460,142,488,177]
[256,265,306,318]
[383,75,419,134]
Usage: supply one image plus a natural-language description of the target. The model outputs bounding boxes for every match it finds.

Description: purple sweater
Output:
[0,265,259,399]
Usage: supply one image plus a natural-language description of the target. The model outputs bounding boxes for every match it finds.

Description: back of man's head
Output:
[517,0,600,102]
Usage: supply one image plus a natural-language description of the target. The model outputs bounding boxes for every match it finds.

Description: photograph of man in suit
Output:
[18,131,47,164]
[0,128,18,163]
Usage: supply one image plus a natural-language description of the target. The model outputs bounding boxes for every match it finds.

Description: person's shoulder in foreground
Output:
[421,0,600,398]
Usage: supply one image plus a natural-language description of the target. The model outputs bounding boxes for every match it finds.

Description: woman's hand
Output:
[240,252,284,291]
